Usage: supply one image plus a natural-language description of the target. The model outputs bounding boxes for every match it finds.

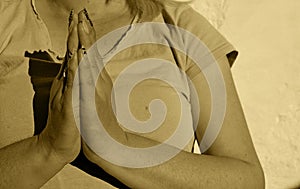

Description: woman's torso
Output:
[0,0,197,188]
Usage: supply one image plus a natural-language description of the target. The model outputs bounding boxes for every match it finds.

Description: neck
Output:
[47,0,126,14]
[48,0,100,13]
[46,0,129,19]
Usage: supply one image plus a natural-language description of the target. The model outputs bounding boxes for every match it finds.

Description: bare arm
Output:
[0,136,68,188]
[83,55,265,189]
[85,143,263,189]
[0,11,87,189]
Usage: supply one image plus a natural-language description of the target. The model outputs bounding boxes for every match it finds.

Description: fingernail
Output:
[68,9,74,28]
[83,8,93,27]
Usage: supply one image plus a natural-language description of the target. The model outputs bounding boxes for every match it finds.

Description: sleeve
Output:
[0,0,22,55]
[174,5,238,79]
[0,55,35,148]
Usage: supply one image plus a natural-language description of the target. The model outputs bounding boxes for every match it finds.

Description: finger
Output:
[64,12,79,89]
[57,10,78,80]
[78,8,97,84]
[67,11,79,63]
[66,51,78,89]
[61,51,78,111]
[78,8,96,51]
[49,78,64,111]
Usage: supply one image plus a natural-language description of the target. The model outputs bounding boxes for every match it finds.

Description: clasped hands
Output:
[39,9,146,169]
[38,9,98,164]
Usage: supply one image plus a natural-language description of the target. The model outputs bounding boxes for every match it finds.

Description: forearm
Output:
[90,133,264,189]
[0,135,66,189]
[105,151,263,189]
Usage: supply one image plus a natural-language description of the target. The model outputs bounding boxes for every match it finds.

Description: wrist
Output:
[37,131,71,165]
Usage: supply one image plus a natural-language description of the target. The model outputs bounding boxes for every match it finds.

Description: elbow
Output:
[257,165,265,189]
[249,162,265,189]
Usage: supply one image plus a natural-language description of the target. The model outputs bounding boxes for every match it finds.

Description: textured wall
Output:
[190,0,228,29]
[192,0,300,188]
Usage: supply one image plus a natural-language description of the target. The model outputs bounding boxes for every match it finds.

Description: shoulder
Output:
[0,0,34,27]
[162,3,209,29]
[0,0,34,29]
[161,3,224,43]
[161,3,237,67]
[0,0,38,55]
[0,0,31,11]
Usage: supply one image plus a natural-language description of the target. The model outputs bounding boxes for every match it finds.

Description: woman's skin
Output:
[0,0,265,188]
[35,0,134,56]
[0,11,90,189]
[81,20,264,188]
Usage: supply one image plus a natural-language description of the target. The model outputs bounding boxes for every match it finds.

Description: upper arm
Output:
[193,55,260,165]
[168,4,260,165]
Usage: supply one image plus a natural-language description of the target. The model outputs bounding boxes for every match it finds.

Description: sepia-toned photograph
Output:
[0,0,299,188]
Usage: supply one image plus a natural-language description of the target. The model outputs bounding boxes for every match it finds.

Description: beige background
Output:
[192,0,300,188]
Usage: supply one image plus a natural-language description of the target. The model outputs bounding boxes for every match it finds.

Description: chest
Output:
[91,42,194,148]
[39,11,134,57]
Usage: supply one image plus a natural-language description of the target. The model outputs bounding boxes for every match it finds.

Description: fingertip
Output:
[78,9,86,23]
[79,8,94,27]
[78,9,90,34]
[78,8,96,48]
